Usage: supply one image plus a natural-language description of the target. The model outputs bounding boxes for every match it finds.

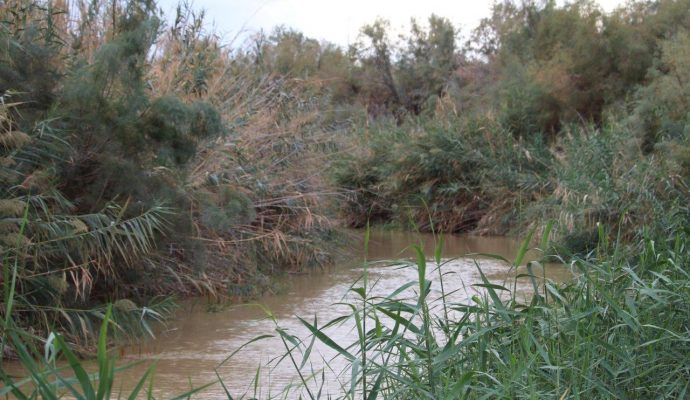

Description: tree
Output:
[398,15,457,114]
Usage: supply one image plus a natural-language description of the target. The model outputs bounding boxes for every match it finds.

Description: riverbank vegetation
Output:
[0,0,339,348]
[241,223,689,399]
[329,0,689,252]
[1,0,689,398]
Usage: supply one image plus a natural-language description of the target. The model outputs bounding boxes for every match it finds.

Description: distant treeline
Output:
[244,0,688,139]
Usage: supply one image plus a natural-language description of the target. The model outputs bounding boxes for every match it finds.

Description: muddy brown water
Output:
[6,230,571,398]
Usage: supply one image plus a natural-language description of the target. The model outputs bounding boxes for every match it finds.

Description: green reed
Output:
[230,222,690,399]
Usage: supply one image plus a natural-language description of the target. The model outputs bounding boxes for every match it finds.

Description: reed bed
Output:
[229,224,690,399]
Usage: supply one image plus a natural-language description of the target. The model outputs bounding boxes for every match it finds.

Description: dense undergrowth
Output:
[0,0,340,349]
[335,114,689,256]
[331,0,690,256]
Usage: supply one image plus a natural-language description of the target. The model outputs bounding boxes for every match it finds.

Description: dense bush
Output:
[0,0,337,346]
[330,0,690,252]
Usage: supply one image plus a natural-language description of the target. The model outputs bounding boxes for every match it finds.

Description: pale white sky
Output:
[157,0,626,47]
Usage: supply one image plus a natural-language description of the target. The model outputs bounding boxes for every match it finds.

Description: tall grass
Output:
[0,211,210,399]
[333,112,689,256]
[0,305,212,399]
[229,222,690,399]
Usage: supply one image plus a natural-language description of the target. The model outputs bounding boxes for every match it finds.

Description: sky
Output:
[156,0,626,47]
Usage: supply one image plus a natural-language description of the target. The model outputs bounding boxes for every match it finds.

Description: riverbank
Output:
[0,0,342,349]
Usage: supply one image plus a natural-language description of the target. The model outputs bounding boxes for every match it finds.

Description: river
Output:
[106,230,570,399]
[4,230,570,398]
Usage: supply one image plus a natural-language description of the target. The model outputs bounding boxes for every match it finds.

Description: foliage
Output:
[397,15,457,115]
[0,0,688,375]
[0,0,338,348]
[333,116,553,234]
[329,0,690,248]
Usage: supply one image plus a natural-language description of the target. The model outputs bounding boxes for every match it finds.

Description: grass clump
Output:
[238,224,690,399]
[333,117,554,234]
[0,304,211,399]
[333,105,689,254]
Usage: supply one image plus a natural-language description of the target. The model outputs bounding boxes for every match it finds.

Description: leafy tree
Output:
[355,19,404,119]
[397,15,457,114]
[632,30,690,152]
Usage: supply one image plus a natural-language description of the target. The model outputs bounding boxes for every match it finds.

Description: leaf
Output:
[218,334,274,368]
[434,235,445,265]
[297,316,356,361]
[96,305,113,399]
[127,363,157,400]
[540,220,554,251]
[55,333,96,399]
[351,287,366,299]
[514,226,536,267]
[300,316,318,370]
[413,245,429,304]
[476,264,512,323]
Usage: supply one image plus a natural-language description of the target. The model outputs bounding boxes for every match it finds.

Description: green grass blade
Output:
[297,316,356,362]
[127,363,157,400]
[54,334,96,399]
[96,305,113,399]
[514,226,536,267]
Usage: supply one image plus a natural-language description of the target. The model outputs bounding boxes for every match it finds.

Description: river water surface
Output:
[106,230,571,399]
